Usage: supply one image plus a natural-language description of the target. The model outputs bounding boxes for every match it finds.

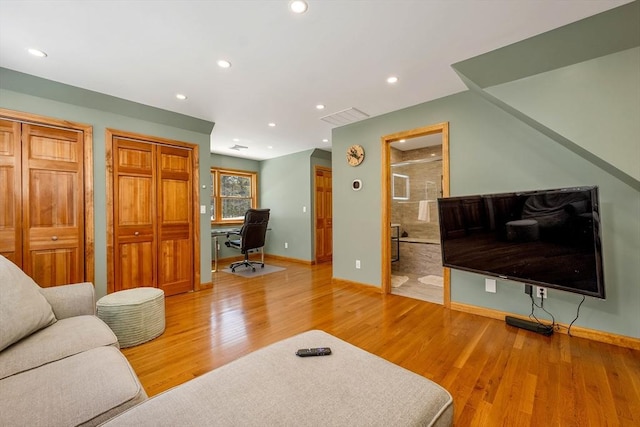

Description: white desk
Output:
[211,228,270,273]
[211,228,239,272]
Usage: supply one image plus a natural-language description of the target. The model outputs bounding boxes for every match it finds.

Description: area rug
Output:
[417,275,444,287]
[391,275,409,288]
[221,264,285,278]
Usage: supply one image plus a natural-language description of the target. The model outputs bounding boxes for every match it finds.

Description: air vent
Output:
[230,144,248,151]
[320,107,370,126]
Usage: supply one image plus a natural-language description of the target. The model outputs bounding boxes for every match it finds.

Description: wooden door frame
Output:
[105,128,201,294]
[313,165,332,264]
[0,108,95,283]
[380,122,450,307]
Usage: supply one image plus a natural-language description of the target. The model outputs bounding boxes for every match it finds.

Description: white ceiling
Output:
[0,0,630,160]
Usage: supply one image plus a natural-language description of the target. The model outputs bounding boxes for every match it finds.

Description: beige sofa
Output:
[0,255,147,426]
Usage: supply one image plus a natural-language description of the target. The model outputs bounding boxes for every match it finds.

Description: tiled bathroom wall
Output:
[390,145,442,242]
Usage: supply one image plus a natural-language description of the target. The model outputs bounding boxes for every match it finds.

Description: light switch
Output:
[200,205,206,214]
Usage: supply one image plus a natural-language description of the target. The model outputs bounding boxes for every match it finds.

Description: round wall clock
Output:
[346,144,365,166]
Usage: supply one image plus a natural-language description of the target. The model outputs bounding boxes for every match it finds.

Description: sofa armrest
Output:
[39,282,96,319]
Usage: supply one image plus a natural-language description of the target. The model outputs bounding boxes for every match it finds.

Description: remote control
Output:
[295,347,332,357]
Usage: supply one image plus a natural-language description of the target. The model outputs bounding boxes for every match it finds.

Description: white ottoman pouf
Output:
[97,288,165,348]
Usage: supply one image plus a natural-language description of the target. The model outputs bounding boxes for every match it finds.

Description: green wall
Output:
[1,69,214,298]
[486,47,639,183]
[332,48,639,338]
[259,149,315,261]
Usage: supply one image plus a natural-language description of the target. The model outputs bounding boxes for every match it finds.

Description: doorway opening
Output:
[381,123,450,306]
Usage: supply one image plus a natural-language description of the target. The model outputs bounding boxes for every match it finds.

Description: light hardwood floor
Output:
[122,259,640,426]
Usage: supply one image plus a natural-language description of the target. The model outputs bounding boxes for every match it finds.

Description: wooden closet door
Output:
[157,146,193,295]
[22,124,84,287]
[315,167,332,263]
[0,119,21,265]
[113,138,157,290]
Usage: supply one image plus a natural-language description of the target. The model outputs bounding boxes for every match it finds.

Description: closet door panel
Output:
[29,249,78,286]
[315,168,332,263]
[113,139,157,291]
[157,146,192,296]
[0,119,21,264]
[118,239,155,289]
[22,124,84,287]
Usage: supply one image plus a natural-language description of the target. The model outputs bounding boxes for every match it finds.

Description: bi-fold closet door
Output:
[110,135,194,296]
[0,117,88,287]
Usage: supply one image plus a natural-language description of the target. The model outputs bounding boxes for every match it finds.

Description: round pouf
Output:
[506,219,540,242]
[97,288,165,348]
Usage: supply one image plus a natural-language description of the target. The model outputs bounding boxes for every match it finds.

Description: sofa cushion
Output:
[101,330,454,426]
[0,255,56,351]
[0,346,147,427]
[0,315,119,380]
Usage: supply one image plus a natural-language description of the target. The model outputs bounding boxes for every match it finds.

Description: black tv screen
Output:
[437,186,605,299]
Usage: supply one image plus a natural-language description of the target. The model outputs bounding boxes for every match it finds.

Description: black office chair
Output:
[225,208,270,272]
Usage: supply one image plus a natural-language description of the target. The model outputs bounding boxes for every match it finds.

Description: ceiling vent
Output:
[230,144,248,151]
[320,107,370,126]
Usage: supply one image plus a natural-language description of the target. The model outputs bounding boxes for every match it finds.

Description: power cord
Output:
[528,293,555,333]
[567,295,586,337]
[527,292,586,337]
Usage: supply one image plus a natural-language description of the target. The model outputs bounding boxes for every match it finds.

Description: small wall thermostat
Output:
[352,179,363,191]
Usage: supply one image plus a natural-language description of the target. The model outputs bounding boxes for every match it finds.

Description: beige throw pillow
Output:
[0,255,57,351]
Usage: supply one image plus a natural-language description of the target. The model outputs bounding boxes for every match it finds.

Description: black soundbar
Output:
[505,316,554,336]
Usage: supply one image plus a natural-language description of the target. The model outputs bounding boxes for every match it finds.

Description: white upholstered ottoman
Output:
[101,330,454,426]
[97,288,165,348]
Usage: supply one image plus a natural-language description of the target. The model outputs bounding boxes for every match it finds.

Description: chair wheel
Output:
[261,264,265,269]
[252,267,256,272]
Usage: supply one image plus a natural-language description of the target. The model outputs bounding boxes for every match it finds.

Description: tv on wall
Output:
[437,186,605,299]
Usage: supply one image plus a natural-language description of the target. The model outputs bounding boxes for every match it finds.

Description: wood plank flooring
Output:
[121,260,640,426]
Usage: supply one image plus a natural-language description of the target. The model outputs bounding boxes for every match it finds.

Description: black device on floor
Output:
[505,316,554,336]
[295,347,332,357]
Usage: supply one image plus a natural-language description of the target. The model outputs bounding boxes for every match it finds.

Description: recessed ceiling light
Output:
[322,139,329,143]
[267,146,273,149]
[217,59,231,68]
[268,122,276,127]
[289,0,308,14]
[316,104,325,110]
[175,94,187,100]
[387,76,399,84]
[233,138,240,142]
[28,48,47,58]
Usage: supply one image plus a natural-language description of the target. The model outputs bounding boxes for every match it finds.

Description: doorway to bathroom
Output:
[381,123,450,306]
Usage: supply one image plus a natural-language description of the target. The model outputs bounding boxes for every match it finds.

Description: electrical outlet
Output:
[485,278,496,293]
[355,260,361,269]
[536,286,548,299]
[284,242,288,249]
[200,205,206,214]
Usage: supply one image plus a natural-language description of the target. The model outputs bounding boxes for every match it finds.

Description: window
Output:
[210,168,257,224]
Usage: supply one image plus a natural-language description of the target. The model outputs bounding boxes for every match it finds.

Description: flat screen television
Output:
[437,186,605,299]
